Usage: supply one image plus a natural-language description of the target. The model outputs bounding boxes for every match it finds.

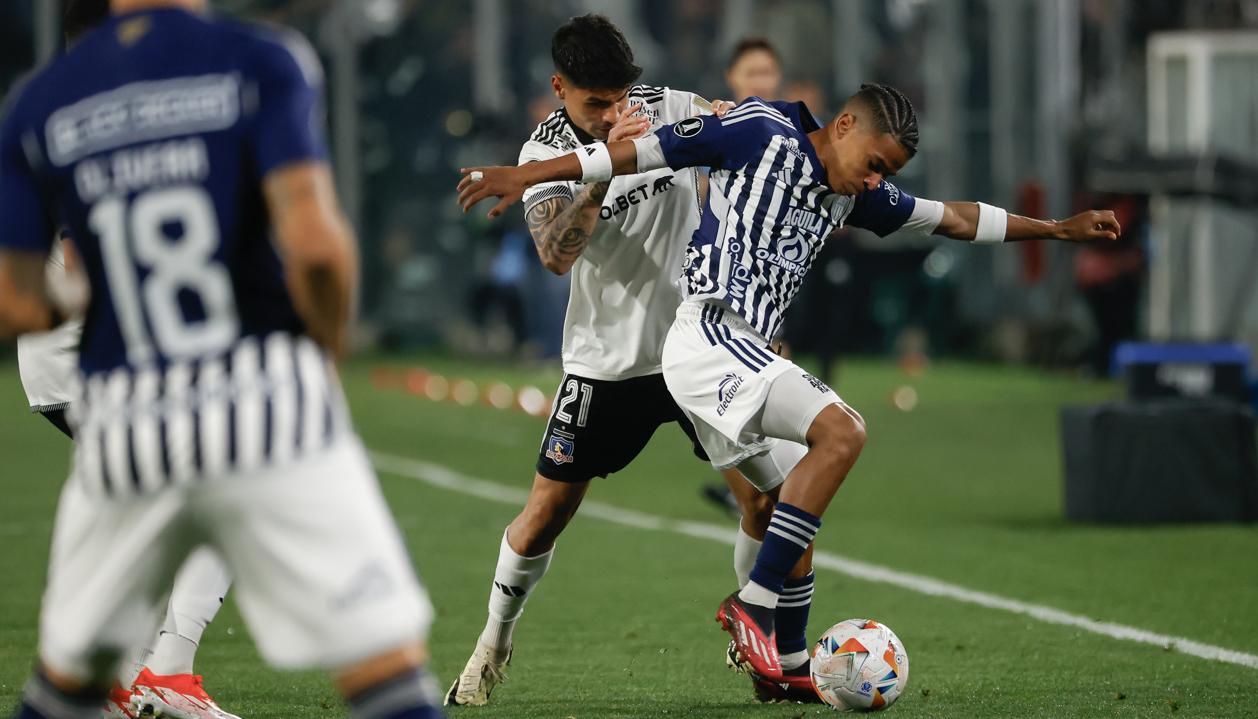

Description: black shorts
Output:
[40,408,73,439]
[535,372,708,483]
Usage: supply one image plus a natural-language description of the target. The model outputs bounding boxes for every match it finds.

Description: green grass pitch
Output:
[2,353,1257,717]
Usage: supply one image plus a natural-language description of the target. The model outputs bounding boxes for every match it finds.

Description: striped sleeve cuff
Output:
[522,183,574,213]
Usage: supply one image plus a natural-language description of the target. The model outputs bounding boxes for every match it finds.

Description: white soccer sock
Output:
[148,547,231,675]
[118,641,153,687]
[780,650,810,671]
[738,580,779,609]
[478,529,554,654]
[734,526,762,588]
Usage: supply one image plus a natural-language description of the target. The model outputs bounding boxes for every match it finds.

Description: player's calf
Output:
[13,667,110,719]
[337,643,444,719]
[776,403,866,517]
[507,473,590,556]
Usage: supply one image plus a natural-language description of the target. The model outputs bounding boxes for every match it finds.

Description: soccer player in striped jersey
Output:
[444,15,813,707]
[0,2,442,718]
[13,5,239,718]
[19,235,239,719]
[459,84,1120,698]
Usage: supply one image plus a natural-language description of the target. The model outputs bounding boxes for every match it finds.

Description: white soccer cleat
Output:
[130,668,241,719]
[443,642,512,706]
[103,682,138,718]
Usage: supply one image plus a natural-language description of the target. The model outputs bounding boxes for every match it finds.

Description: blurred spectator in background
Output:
[470,230,531,355]
[783,79,825,116]
[725,37,782,101]
[1074,193,1146,376]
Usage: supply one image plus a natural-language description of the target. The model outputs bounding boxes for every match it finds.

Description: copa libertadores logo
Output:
[674,117,704,138]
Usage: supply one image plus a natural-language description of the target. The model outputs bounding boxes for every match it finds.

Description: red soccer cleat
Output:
[750,662,823,704]
[130,667,241,719]
[103,682,137,718]
[715,590,781,679]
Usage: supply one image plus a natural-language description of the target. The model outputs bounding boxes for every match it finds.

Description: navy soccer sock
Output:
[13,670,105,719]
[347,668,445,719]
[776,572,815,669]
[744,503,821,605]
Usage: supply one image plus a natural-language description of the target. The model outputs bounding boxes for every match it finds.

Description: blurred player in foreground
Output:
[0,1,442,717]
[445,14,814,707]
[13,4,238,717]
[458,84,1119,697]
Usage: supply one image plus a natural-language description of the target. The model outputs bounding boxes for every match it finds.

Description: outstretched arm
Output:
[848,183,1123,244]
[518,98,734,273]
[460,100,740,219]
[460,139,643,219]
[934,201,1121,243]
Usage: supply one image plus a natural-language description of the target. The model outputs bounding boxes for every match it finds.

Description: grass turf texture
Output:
[2,352,1256,718]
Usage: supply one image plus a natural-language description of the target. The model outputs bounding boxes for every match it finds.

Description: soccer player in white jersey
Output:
[445,15,814,706]
[0,2,443,718]
[459,83,1121,697]
[12,6,240,718]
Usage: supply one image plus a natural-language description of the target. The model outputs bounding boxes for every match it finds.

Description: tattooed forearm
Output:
[583,180,610,204]
[524,181,610,273]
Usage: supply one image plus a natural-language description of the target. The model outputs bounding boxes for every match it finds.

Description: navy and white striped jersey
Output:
[0,8,348,495]
[642,97,922,341]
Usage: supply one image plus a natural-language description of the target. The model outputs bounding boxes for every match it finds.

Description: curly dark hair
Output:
[63,0,110,43]
[551,14,642,90]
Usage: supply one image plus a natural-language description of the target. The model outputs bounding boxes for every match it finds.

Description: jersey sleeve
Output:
[659,87,713,122]
[650,111,773,172]
[248,31,329,176]
[519,140,577,212]
[0,93,55,254]
[845,180,918,237]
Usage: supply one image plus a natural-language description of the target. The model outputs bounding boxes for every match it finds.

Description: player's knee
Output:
[806,404,866,470]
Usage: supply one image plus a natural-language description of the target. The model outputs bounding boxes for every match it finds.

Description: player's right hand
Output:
[608,103,651,143]
[458,166,526,219]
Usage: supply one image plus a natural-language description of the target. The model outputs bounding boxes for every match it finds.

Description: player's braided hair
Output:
[62,0,110,43]
[852,83,919,157]
[552,14,643,90]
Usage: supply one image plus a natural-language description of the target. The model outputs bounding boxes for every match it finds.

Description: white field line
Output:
[369,450,1258,671]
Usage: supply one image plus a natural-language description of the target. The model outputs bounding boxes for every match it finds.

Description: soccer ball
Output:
[810,619,909,711]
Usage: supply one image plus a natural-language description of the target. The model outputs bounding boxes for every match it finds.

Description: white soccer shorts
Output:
[39,437,432,679]
[662,300,843,471]
[16,318,82,412]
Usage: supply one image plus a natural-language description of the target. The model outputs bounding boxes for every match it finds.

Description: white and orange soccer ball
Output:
[810,619,909,711]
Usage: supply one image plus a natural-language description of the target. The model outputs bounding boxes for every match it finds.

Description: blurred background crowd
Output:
[3,0,1257,382]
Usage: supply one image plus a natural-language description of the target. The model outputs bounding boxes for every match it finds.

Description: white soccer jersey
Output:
[519,84,708,380]
[16,240,83,412]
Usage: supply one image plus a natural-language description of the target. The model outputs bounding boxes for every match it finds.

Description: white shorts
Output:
[39,437,432,679]
[16,318,82,412]
[662,300,843,470]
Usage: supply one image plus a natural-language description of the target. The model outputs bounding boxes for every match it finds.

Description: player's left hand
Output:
[1055,210,1122,242]
[458,166,527,218]
[711,99,736,117]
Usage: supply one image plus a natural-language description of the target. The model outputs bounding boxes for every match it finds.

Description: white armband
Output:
[575,142,613,183]
[901,198,945,234]
[974,202,1008,244]
[632,134,667,172]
